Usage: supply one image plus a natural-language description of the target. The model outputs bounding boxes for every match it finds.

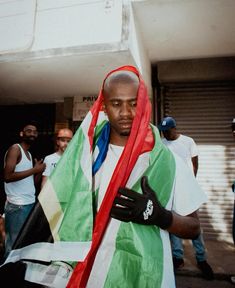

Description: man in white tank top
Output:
[3,121,46,258]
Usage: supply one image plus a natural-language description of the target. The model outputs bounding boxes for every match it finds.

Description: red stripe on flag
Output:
[88,90,103,150]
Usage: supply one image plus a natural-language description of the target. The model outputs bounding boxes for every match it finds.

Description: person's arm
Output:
[192,155,198,177]
[111,176,200,239]
[40,157,50,189]
[168,210,200,239]
[4,145,45,183]
[41,175,48,189]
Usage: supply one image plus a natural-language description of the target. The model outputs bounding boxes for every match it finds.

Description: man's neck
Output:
[167,133,180,141]
[109,136,128,147]
[174,133,180,140]
[20,141,30,151]
[56,150,63,156]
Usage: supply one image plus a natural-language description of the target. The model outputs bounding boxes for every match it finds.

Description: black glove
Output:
[111,176,173,229]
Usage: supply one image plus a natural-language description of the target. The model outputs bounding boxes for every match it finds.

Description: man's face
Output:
[103,81,138,145]
[162,127,177,140]
[56,137,72,153]
[21,125,38,144]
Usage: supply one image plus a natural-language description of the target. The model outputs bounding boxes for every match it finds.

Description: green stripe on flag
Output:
[93,120,108,150]
[105,223,163,288]
[41,129,94,242]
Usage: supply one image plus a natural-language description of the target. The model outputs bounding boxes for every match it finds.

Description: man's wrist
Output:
[158,210,173,230]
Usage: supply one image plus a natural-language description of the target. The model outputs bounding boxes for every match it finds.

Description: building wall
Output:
[0,0,123,54]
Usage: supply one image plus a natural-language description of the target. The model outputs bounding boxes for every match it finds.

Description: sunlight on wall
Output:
[197,144,235,242]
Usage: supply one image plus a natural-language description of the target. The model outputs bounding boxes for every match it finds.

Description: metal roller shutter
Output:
[162,82,235,242]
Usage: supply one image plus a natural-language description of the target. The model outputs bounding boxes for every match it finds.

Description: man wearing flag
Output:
[0,66,207,288]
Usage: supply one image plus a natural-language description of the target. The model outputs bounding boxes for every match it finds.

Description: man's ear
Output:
[19,131,23,137]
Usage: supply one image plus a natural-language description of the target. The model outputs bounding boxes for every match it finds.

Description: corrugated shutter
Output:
[162,82,235,242]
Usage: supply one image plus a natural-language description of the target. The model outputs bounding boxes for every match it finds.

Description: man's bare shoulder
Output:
[5,144,21,157]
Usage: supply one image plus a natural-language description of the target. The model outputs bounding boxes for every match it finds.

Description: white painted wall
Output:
[32,0,123,51]
[0,0,36,54]
[129,3,152,97]
[0,0,123,53]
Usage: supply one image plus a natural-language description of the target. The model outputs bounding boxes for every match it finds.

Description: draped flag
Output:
[2,66,176,287]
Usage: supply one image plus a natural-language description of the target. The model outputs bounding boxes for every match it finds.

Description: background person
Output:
[158,116,214,280]
[41,128,73,188]
[3,121,45,257]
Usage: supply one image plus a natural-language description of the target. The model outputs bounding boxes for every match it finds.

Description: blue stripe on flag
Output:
[92,122,110,175]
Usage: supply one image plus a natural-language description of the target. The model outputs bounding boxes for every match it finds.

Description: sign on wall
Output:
[73,95,97,121]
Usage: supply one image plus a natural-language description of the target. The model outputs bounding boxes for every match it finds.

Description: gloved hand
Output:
[111,176,173,229]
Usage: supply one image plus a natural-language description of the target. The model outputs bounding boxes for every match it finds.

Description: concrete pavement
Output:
[174,238,235,287]
[176,274,234,288]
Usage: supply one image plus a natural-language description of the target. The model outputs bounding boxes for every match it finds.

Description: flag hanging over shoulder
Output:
[0,66,177,288]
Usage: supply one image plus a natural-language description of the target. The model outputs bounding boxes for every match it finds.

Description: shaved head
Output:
[57,128,73,139]
[103,70,139,96]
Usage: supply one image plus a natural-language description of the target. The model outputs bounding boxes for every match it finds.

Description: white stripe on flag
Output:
[80,135,92,184]
[4,241,92,264]
[25,261,72,288]
[87,219,121,288]
[39,180,63,241]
